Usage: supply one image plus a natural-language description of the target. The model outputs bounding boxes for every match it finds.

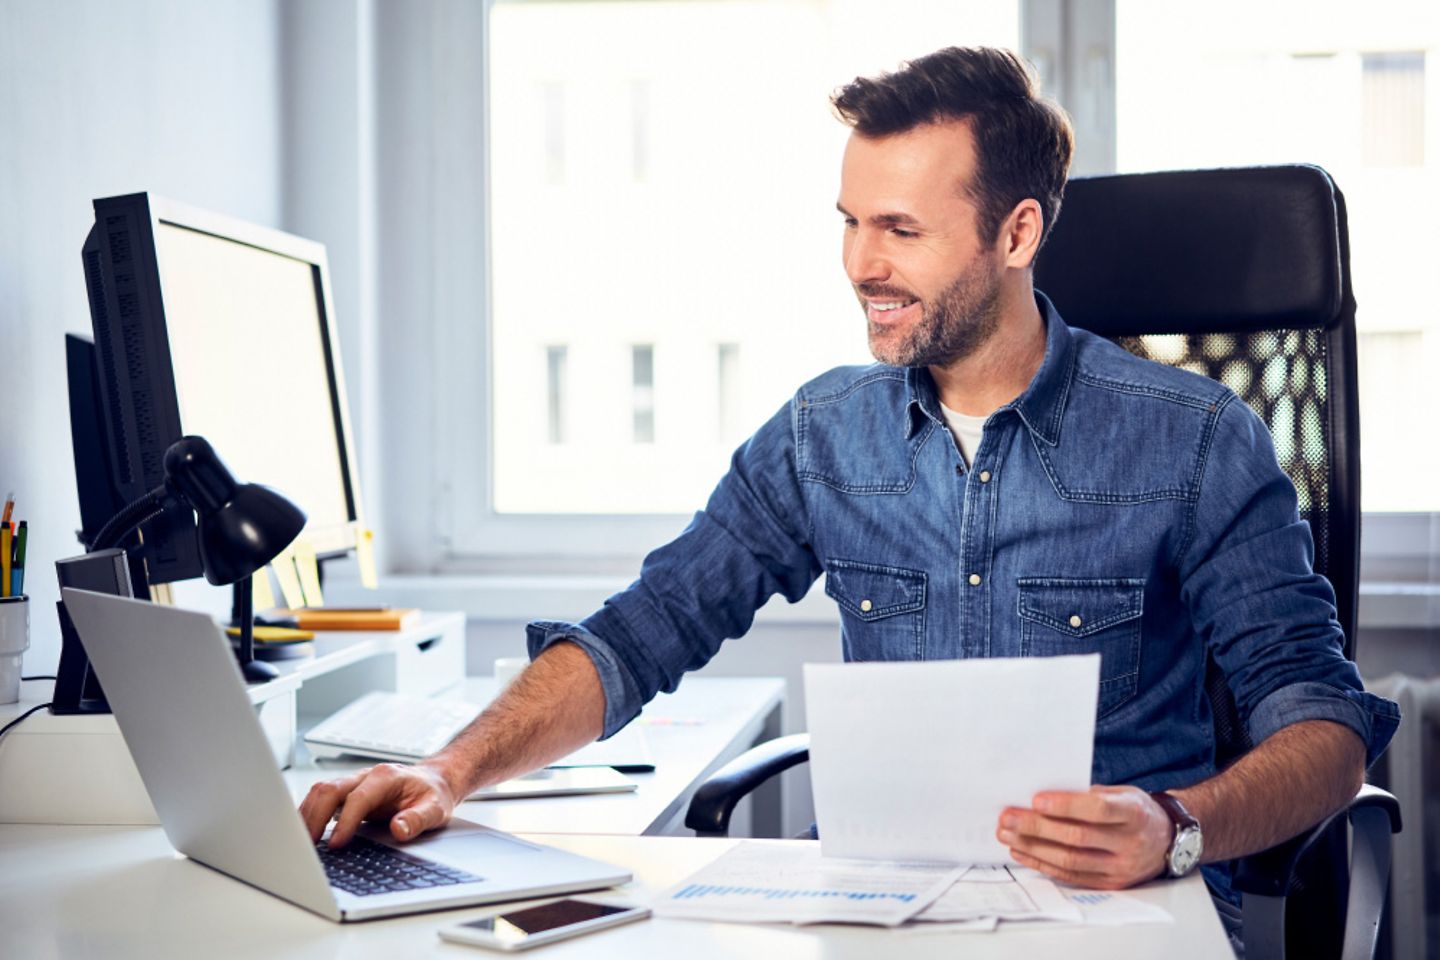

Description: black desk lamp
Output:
[88,436,306,683]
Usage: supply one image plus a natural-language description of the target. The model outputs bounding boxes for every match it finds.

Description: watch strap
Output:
[1149,791,1200,832]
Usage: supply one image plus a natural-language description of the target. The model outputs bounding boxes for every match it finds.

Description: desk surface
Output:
[0,826,1231,959]
[285,676,786,837]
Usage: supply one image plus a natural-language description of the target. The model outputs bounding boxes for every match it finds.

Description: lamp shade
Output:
[163,437,306,586]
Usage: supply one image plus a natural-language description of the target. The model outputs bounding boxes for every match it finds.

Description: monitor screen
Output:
[155,223,353,535]
[78,193,364,585]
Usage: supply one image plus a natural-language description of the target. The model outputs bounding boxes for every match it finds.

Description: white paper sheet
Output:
[1060,887,1174,926]
[652,842,964,927]
[804,655,1099,864]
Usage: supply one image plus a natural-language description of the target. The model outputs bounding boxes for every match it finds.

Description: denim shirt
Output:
[529,291,1399,816]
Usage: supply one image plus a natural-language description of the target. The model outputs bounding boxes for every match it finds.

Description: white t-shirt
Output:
[939,402,987,468]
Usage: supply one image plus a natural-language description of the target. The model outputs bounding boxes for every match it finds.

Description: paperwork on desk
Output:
[652,842,963,926]
[804,654,1100,864]
[653,844,1171,931]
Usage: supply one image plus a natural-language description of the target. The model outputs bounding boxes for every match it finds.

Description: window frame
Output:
[420,0,1438,587]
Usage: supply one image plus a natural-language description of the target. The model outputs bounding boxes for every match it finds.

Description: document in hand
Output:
[804,655,1100,864]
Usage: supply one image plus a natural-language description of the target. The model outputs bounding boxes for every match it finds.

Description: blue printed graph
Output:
[671,884,916,903]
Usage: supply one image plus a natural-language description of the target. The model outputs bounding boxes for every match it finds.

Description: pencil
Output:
[0,491,13,528]
[11,521,26,596]
[1,523,11,597]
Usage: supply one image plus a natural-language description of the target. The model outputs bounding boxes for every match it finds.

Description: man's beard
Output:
[862,255,1003,368]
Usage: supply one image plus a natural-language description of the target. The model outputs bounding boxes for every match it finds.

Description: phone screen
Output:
[461,900,631,940]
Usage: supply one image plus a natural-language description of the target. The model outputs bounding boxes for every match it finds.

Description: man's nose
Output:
[844,231,888,286]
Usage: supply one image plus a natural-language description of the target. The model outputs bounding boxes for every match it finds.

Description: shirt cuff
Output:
[525,620,646,739]
[1246,680,1401,768]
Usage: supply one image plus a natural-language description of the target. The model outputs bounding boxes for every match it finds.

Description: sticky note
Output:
[293,539,325,608]
[251,566,277,612]
[271,548,306,610]
[356,527,379,590]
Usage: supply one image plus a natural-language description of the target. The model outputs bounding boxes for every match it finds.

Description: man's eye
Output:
[891,228,918,239]
[842,218,858,228]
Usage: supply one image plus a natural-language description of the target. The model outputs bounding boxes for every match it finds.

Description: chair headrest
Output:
[1034,165,1347,336]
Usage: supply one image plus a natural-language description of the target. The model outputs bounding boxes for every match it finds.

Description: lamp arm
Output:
[89,485,170,552]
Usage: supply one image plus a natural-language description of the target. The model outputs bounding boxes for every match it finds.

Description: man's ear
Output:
[1003,199,1044,270]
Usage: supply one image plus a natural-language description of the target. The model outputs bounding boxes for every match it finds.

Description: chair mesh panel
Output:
[1111,329,1335,764]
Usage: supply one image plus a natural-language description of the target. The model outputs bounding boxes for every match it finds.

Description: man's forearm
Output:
[423,641,607,799]
[1174,718,1366,863]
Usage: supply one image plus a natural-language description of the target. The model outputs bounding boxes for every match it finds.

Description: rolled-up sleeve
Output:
[528,400,822,739]
[1179,397,1400,767]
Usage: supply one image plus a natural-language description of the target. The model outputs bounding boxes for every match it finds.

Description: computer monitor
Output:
[78,193,365,585]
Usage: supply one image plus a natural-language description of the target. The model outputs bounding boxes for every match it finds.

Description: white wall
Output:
[0,0,285,675]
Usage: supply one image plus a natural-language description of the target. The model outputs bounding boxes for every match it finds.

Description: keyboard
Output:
[304,691,482,762]
[315,835,483,897]
[305,690,656,770]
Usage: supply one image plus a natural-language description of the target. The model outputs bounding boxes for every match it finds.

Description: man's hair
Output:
[831,47,1074,252]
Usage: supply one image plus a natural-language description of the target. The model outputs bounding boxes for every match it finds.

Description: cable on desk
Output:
[21,675,56,682]
[0,703,52,741]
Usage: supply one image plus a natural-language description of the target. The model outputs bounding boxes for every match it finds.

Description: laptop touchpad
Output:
[421,830,542,865]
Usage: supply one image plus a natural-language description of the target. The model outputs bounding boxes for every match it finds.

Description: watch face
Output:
[1170,826,1204,876]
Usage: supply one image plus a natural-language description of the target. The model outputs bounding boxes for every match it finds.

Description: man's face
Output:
[838,121,1006,368]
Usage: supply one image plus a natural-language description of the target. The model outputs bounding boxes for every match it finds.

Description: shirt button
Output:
[1069,615,1083,628]
[968,574,982,586]
[860,599,873,613]
[979,470,992,483]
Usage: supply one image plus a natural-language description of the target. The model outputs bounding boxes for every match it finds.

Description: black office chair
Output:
[684,166,1401,960]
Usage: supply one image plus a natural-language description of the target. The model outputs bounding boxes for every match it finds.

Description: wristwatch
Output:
[1149,791,1204,878]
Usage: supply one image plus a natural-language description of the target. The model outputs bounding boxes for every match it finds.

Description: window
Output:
[546,345,568,445]
[471,0,1021,552]
[1362,51,1425,168]
[632,344,655,444]
[717,342,741,443]
[1114,0,1440,513]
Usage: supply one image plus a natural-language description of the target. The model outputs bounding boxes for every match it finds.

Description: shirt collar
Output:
[902,290,1076,446]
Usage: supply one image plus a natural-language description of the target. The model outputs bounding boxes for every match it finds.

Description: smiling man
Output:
[301,47,1397,951]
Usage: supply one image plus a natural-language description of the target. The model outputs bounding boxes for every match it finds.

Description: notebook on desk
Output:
[61,588,631,922]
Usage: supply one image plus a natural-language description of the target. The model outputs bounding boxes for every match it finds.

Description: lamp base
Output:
[240,657,280,684]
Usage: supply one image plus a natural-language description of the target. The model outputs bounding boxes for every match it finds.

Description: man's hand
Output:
[996,785,1172,889]
[299,761,458,848]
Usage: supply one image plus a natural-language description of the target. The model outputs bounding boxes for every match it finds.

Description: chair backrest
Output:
[1034,165,1361,764]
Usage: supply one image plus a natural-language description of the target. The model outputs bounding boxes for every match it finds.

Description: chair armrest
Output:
[1234,783,1401,898]
[1237,784,1401,960]
[684,733,811,837]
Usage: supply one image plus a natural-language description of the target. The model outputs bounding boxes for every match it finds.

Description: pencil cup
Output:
[0,595,30,704]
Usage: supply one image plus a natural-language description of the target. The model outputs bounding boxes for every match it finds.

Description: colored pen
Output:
[11,521,26,596]
[0,523,10,597]
[0,491,12,528]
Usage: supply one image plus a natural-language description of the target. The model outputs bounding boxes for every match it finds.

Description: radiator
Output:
[1367,672,1440,960]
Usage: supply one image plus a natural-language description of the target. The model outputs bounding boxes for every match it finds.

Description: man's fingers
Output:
[391,795,448,842]
[328,764,406,848]
[1030,788,1137,825]
[298,770,371,842]
[999,808,1127,854]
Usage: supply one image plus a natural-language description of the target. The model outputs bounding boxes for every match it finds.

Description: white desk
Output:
[285,676,787,837]
[0,826,1231,959]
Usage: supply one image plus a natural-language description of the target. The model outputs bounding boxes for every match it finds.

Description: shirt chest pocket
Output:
[825,559,927,661]
[1017,578,1144,719]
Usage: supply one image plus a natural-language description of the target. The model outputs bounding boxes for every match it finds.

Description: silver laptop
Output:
[62,588,631,922]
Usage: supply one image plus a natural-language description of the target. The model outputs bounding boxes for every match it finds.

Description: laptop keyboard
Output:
[316,835,484,897]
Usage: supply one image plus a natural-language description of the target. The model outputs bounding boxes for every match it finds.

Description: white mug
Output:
[493,656,529,692]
